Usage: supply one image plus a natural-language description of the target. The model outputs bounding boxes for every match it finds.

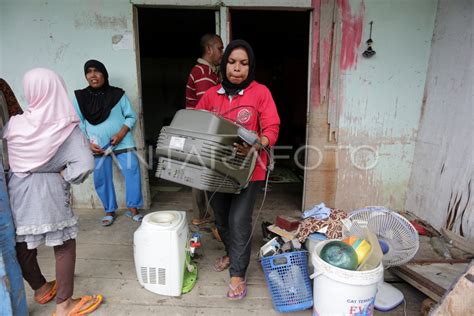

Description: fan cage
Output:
[343,206,419,267]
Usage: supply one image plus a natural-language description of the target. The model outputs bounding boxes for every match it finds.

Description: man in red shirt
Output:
[185,34,224,227]
[185,34,224,109]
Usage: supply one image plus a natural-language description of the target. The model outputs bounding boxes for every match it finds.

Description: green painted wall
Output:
[335,0,438,210]
[0,0,149,209]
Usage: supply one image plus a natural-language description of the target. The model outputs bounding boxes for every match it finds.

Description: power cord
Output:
[238,154,272,261]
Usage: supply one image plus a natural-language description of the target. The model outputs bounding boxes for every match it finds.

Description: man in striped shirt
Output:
[185,34,223,233]
[185,34,224,109]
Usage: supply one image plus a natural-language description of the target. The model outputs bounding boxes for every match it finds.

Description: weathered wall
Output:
[304,0,438,210]
[405,0,473,240]
[0,0,150,209]
[333,0,438,210]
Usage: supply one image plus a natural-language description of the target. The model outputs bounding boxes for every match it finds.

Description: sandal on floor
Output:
[125,210,144,222]
[191,217,213,226]
[227,279,247,300]
[101,215,115,227]
[52,294,103,316]
[35,280,57,304]
[213,256,230,272]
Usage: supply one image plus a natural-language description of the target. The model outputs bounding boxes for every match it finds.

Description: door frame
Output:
[132,1,317,211]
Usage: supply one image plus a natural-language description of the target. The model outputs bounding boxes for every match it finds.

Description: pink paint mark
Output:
[310,0,321,107]
[339,0,365,70]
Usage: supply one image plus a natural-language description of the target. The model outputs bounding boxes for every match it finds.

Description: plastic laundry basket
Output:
[261,251,313,313]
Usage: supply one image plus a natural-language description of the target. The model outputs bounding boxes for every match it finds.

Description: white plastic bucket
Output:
[310,240,383,316]
[305,233,327,275]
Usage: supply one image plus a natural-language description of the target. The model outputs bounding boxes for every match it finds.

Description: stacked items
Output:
[319,230,382,271]
[259,215,313,312]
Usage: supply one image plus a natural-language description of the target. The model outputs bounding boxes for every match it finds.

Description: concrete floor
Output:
[25,182,426,315]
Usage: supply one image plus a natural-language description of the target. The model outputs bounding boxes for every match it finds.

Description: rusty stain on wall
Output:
[74,13,127,30]
[338,0,364,71]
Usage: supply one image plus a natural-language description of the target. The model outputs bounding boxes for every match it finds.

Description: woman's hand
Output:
[233,142,255,156]
[110,125,130,146]
[233,136,269,156]
[89,142,104,155]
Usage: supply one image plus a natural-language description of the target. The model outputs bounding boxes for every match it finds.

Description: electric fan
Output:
[343,206,419,311]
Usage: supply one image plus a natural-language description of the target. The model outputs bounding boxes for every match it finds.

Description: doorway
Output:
[137,7,216,154]
[136,7,310,208]
[230,9,310,207]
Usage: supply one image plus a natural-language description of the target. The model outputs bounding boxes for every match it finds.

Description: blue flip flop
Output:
[101,215,115,226]
[125,210,144,222]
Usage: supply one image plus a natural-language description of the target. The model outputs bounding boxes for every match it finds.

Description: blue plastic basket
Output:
[261,251,313,313]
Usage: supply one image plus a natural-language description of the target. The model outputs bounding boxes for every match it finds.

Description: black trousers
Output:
[209,181,261,277]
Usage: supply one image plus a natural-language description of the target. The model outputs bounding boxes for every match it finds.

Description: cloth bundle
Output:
[296,209,347,242]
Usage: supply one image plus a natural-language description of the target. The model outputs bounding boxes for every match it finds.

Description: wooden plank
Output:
[267,224,297,240]
[442,228,474,254]
[404,0,474,241]
[391,262,469,302]
[327,0,341,142]
[408,263,468,290]
[319,0,335,107]
[391,266,446,301]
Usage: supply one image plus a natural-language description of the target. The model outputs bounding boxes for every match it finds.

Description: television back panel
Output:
[155,110,257,193]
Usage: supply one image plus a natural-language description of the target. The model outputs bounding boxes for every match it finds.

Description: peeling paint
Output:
[112,34,123,44]
[338,0,364,71]
[54,42,70,63]
[112,32,134,50]
[74,13,127,30]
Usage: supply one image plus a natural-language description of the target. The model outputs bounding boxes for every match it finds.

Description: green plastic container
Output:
[320,240,358,270]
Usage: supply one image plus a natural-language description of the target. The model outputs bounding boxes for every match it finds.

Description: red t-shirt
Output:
[185,61,219,109]
[196,81,280,181]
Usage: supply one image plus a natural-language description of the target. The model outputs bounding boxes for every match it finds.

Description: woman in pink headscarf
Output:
[3,68,103,315]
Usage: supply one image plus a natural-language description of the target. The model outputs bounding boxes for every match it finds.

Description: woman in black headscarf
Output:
[196,40,280,299]
[0,78,23,118]
[73,60,144,227]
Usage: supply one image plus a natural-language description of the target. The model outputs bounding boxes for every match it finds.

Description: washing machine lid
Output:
[142,211,186,230]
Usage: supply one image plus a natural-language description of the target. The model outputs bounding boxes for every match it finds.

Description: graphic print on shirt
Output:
[215,104,257,130]
[236,108,252,125]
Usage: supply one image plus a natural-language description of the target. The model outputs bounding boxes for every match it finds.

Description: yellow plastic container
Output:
[342,236,372,264]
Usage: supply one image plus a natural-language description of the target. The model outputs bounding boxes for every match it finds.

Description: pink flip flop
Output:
[227,279,247,300]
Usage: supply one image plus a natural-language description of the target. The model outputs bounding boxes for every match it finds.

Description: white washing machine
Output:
[133,210,188,296]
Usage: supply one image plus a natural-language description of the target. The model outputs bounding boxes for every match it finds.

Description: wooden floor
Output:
[25,182,426,315]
